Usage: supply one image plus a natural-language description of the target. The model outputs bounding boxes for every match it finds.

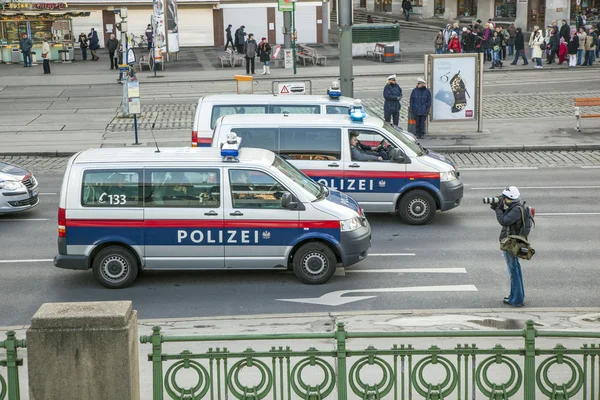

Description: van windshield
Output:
[383,124,425,156]
[272,156,322,200]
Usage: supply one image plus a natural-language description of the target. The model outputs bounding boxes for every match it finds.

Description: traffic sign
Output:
[278,82,306,95]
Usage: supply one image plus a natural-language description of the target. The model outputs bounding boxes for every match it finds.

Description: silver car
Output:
[0,162,39,214]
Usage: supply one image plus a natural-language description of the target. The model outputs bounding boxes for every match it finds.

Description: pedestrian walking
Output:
[507,23,516,55]
[383,74,402,126]
[224,24,234,51]
[19,33,32,67]
[434,30,444,54]
[489,30,501,68]
[567,28,579,67]
[559,19,571,42]
[576,11,585,32]
[409,78,431,139]
[257,37,271,75]
[510,27,528,65]
[584,27,597,66]
[244,33,257,74]
[78,32,88,60]
[402,0,412,21]
[577,27,587,65]
[447,31,462,53]
[531,29,545,68]
[106,33,119,70]
[234,25,246,54]
[528,25,540,58]
[558,37,568,64]
[546,29,559,64]
[145,24,153,51]
[491,186,527,308]
[41,39,51,74]
[88,28,99,61]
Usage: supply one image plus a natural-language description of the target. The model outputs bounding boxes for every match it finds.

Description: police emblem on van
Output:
[262,231,271,240]
[378,180,386,188]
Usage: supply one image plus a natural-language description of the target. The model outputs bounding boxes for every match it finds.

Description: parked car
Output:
[0,161,39,214]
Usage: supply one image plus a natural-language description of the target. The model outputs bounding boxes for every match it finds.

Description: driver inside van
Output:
[349,131,388,161]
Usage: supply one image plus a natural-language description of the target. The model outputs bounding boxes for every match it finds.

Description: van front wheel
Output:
[92,246,139,289]
[292,243,337,284]
[399,190,436,225]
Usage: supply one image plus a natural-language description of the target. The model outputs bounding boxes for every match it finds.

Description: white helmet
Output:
[502,186,520,200]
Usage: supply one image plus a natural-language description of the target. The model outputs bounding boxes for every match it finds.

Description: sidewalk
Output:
[3,308,600,399]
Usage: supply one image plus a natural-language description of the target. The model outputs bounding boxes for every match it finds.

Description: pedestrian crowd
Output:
[225,24,273,75]
[432,15,599,69]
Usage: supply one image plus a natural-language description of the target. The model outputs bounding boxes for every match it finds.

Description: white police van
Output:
[191,91,355,147]
[54,142,371,288]
[211,110,463,225]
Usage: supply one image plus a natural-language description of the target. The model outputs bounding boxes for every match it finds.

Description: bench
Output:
[139,51,164,71]
[366,43,386,62]
[304,46,327,66]
[231,50,245,67]
[218,49,233,67]
[574,97,600,131]
[296,45,314,66]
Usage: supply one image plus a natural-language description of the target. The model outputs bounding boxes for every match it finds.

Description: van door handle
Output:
[349,163,361,168]
[229,211,244,216]
[204,211,218,216]
[327,163,339,167]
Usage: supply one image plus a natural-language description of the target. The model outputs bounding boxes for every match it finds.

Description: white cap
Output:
[417,77,426,84]
[451,31,457,36]
[462,27,468,32]
[387,74,396,80]
[502,186,521,200]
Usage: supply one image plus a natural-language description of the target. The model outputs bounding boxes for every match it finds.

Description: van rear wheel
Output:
[92,246,138,289]
[399,190,436,225]
[292,243,337,284]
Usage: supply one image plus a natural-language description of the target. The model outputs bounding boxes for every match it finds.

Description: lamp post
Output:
[291,0,297,75]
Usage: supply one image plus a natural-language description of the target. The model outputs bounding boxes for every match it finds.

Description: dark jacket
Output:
[462,32,474,52]
[258,42,271,62]
[89,31,99,50]
[559,23,570,42]
[549,33,559,51]
[402,0,412,11]
[351,146,380,161]
[514,31,525,51]
[383,83,402,113]
[19,37,32,52]
[79,34,88,49]
[495,200,525,241]
[244,39,257,58]
[235,28,246,46]
[489,35,500,50]
[410,86,432,116]
[567,35,579,54]
[145,28,153,43]
[226,26,233,40]
[106,38,119,53]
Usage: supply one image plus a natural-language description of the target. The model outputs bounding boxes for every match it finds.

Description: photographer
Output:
[491,186,525,307]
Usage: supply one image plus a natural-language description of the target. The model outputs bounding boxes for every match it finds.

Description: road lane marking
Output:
[0,259,53,263]
[277,284,478,306]
[581,166,600,169]
[471,186,600,190]
[346,268,467,273]
[369,253,416,256]
[460,167,538,171]
[40,192,57,195]
[0,218,50,222]
[536,212,600,216]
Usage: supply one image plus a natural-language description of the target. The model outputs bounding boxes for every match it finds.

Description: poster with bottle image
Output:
[430,54,477,121]
[153,0,167,59]
[165,0,179,52]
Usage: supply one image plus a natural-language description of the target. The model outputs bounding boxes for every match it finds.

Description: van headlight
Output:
[0,180,25,191]
[340,216,362,232]
[440,170,458,182]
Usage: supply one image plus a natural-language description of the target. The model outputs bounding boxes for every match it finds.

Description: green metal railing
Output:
[141,320,600,400]
[0,331,26,400]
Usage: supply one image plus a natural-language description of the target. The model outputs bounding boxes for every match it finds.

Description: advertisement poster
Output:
[153,0,167,59]
[431,55,476,121]
[165,0,179,52]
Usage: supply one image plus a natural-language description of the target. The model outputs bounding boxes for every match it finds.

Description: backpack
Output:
[519,202,535,238]
[502,30,510,43]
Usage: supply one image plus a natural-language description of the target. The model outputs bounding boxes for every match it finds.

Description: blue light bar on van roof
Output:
[327,81,341,99]
[350,99,366,122]
[221,133,242,162]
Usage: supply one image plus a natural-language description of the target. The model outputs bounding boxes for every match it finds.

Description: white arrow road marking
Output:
[0,259,53,263]
[345,268,467,274]
[277,284,478,306]
[369,253,415,256]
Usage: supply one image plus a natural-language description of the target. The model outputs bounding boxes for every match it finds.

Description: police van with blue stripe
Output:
[54,141,371,288]
[210,105,464,225]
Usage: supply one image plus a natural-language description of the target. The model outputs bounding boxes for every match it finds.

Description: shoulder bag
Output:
[499,207,535,260]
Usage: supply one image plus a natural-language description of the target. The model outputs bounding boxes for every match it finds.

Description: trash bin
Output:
[384,45,395,63]
[11,48,20,63]
[31,51,37,65]
[2,46,13,63]
[67,45,74,61]
[407,108,416,134]
[59,49,70,63]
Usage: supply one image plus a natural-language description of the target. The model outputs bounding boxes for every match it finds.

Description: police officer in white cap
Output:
[409,77,432,139]
[491,186,526,307]
[383,74,402,126]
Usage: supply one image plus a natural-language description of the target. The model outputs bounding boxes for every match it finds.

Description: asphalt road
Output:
[1,166,599,326]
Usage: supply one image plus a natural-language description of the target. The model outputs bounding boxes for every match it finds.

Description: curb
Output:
[2,144,600,158]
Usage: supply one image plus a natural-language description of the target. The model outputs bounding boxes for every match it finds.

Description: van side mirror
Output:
[282,193,299,209]
[390,148,411,163]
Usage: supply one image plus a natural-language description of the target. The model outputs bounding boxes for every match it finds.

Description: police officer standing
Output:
[491,186,525,307]
[383,75,402,127]
[409,78,432,139]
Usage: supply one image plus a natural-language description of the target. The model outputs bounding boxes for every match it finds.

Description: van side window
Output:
[229,169,289,209]
[145,169,220,208]
[279,128,341,161]
[81,170,141,207]
[268,105,320,114]
[326,105,350,115]
[210,105,267,129]
[230,128,279,152]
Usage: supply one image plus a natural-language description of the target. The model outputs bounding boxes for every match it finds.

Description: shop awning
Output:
[0,10,91,19]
